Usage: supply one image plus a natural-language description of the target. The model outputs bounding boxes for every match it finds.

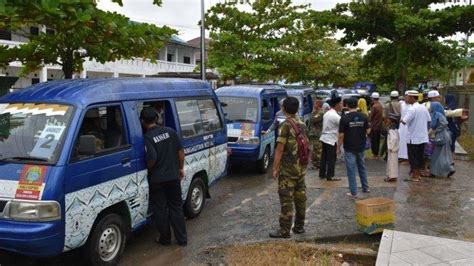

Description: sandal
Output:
[384,177,397,182]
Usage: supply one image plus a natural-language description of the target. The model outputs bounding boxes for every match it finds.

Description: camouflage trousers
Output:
[311,136,322,167]
[278,175,307,234]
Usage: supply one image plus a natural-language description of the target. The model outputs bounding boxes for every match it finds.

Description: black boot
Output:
[292,227,305,234]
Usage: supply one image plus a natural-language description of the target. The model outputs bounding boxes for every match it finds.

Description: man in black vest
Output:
[141,107,187,246]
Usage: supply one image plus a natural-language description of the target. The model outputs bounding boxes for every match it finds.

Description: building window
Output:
[30,27,39,36]
[183,56,191,64]
[46,28,55,35]
[0,29,11,40]
[167,54,174,62]
[31,78,40,85]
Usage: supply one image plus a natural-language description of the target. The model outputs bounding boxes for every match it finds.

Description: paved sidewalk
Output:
[376,230,474,265]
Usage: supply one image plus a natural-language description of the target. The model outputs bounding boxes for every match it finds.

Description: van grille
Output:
[0,200,7,213]
[228,137,238,143]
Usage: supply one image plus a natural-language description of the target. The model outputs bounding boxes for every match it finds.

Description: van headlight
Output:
[237,136,260,145]
[7,200,61,222]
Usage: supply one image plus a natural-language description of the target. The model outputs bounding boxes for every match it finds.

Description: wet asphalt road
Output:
[0,158,472,265]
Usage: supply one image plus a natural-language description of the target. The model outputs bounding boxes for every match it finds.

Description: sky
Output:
[96,0,352,41]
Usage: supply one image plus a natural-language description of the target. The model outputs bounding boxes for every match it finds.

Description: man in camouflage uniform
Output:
[310,100,323,170]
[270,97,309,238]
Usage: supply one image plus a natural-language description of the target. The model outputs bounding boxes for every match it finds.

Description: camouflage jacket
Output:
[277,116,308,178]
[310,109,324,137]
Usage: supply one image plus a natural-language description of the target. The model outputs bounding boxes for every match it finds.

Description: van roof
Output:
[0,78,214,108]
[285,87,315,96]
[215,85,287,98]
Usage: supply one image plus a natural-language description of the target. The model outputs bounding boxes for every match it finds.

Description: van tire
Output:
[86,213,127,266]
[184,177,206,219]
[257,146,270,174]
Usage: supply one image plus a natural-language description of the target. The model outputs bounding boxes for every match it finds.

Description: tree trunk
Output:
[62,64,74,79]
[61,50,75,79]
[396,67,407,94]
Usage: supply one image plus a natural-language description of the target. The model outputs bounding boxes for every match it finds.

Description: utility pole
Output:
[463,0,472,86]
[200,0,206,81]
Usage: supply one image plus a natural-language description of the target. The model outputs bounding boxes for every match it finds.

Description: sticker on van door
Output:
[15,165,47,200]
[227,123,257,138]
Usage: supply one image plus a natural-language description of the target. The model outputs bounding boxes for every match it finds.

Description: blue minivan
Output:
[286,87,316,128]
[216,85,287,173]
[0,78,227,265]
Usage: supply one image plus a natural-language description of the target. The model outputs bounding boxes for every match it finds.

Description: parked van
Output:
[286,87,316,128]
[216,85,287,173]
[0,78,227,265]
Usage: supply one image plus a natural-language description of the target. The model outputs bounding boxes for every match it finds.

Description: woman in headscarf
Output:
[429,102,455,178]
[445,94,460,155]
[358,98,368,116]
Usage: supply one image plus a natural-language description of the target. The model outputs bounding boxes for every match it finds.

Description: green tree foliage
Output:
[206,0,360,85]
[0,0,174,79]
[206,0,307,83]
[323,0,473,90]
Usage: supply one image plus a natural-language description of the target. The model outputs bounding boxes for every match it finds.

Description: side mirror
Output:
[79,135,97,155]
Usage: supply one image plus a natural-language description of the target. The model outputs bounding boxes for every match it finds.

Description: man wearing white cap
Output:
[401,90,431,182]
[388,91,401,119]
[369,92,383,159]
[427,90,466,119]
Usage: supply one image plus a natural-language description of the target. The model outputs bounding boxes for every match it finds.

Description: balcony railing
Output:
[1,39,197,75]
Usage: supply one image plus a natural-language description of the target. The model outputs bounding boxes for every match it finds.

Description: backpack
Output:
[286,118,311,166]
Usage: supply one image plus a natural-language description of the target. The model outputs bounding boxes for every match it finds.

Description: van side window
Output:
[198,99,222,132]
[176,100,204,138]
[138,100,176,131]
[72,105,128,160]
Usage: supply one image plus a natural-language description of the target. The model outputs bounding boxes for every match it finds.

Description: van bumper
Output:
[0,219,63,257]
[228,144,260,161]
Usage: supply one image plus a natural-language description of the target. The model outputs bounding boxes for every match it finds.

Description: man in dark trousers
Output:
[141,107,187,246]
[369,92,383,159]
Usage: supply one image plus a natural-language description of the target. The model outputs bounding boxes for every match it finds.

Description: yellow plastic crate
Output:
[355,197,395,235]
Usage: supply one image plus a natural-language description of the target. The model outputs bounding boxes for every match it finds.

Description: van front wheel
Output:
[184,177,206,219]
[86,213,127,266]
[257,147,270,174]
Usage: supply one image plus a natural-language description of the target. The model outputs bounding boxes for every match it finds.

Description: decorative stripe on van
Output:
[64,170,149,251]
[63,143,228,251]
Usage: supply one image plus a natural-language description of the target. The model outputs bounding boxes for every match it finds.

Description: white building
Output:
[0,26,202,90]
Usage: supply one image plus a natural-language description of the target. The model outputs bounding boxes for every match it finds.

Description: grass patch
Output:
[225,242,339,266]
[458,132,474,161]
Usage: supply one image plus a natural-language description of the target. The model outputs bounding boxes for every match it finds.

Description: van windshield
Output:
[219,97,258,123]
[0,103,74,164]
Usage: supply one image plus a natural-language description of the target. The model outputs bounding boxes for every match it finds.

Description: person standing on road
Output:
[310,100,323,170]
[270,97,309,239]
[401,91,431,182]
[429,102,455,178]
[445,94,462,155]
[369,92,383,159]
[338,97,370,199]
[385,114,400,182]
[141,107,188,246]
[398,93,409,161]
[358,98,368,116]
[319,91,342,181]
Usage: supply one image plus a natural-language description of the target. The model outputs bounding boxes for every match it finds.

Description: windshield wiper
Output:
[0,156,49,162]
